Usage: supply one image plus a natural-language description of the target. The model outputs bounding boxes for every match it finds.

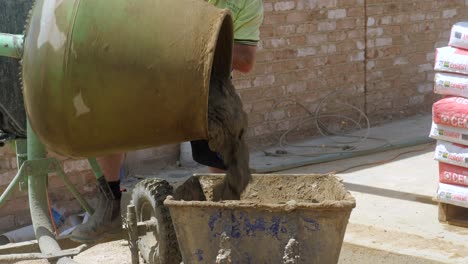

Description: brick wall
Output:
[1,0,468,232]
[364,0,466,121]
[237,0,368,147]
[238,0,468,147]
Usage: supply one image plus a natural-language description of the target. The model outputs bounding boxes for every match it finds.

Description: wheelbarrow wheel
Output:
[131,178,181,264]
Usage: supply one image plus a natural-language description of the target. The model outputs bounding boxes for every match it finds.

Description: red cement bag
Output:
[432,97,468,129]
[439,162,468,187]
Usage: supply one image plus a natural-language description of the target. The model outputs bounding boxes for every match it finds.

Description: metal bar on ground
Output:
[0,244,87,263]
[0,33,23,59]
[0,221,150,255]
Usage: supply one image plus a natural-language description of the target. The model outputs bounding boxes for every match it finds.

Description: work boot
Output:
[71,177,122,243]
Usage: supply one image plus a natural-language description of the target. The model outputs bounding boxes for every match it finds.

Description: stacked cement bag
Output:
[431,22,468,206]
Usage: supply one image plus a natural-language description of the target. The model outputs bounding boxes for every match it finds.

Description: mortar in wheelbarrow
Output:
[165,174,356,263]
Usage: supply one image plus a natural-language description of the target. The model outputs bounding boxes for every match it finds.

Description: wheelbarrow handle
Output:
[0,33,23,59]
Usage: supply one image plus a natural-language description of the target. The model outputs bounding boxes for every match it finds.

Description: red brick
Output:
[287,35,307,46]
[337,18,356,29]
[253,124,274,136]
[366,6,384,16]
[318,21,337,31]
[347,7,364,17]
[274,1,296,11]
[275,24,297,35]
[248,113,266,125]
[317,0,338,8]
[239,89,265,103]
[263,14,287,25]
[252,100,275,112]
[63,159,90,173]
[265,110,287,121]
[286,81,307,94]
[275,49,298,60]
[286,12,311,23]
[263,86,286,98]
[253,75,276,87]
[296,24,317,34]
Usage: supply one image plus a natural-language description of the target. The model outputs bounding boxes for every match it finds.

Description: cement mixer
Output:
[0,0,355,263]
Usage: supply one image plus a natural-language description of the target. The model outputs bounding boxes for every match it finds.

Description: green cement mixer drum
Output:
[22,0,233,157]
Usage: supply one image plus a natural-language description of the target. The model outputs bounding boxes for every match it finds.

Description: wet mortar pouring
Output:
[0,0,356,263]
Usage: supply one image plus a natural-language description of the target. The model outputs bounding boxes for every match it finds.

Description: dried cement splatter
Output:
[207,75,251,200]
[215,232,232,264]
[283,238,300,264]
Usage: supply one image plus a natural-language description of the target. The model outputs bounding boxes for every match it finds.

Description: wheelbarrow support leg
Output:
[127,205,139,264]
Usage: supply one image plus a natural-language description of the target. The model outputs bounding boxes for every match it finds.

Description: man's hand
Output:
[232,43,257,73]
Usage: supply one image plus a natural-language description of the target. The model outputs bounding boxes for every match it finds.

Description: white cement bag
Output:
[429,122,468,145]
[437,183,468,207]
[434,46,468,75]
[449,22,468,50]
[435,140,468,168]
[434,72,468,98]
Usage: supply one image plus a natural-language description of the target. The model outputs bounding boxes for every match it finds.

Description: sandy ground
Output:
[73,240,143,264]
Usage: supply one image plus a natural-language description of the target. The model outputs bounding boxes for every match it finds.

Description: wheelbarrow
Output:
[131,173,356,263]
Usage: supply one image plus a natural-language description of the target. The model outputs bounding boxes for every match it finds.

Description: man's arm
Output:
[230,0,263,73]
[232,43,257,73]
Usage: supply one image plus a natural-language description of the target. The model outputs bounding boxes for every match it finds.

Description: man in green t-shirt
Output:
[71,0,263,243]
[209,0,264,70]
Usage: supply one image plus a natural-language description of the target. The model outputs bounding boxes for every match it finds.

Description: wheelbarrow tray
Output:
[165,174,356,264]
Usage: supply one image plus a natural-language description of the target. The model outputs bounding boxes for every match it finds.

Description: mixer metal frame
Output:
[0,122,147,263]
